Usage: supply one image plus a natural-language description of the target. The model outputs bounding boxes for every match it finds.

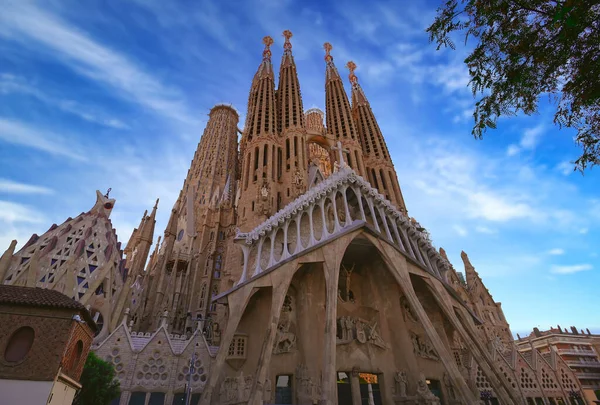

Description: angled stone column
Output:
[426,280,519,405]
[200,285,254,405]
[320,237,345,405]
[371,237,479,405]
[248,261,297,405]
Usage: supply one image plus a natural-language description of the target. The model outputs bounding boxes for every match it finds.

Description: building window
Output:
[359,373,382,405]
[227,335,247,359]
[68,340,84,372]
[4,326,35,363]
[337,372,352,405]
[177,230,184,241]
[128,392,146,405]
[275,375,293,404]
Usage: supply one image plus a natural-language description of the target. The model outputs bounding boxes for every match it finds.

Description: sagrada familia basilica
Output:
[0,32,588,405]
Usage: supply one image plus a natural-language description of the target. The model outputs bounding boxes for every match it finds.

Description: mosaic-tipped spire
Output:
[278,29,304,130]
[346,61,406,212]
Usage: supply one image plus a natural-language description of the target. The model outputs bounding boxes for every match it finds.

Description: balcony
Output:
[566,360,600,368]
[574,372,600,379]
[558,349,597,356]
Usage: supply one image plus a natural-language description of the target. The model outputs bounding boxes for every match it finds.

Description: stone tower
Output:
[277,30,308,206]
[323,43,366,177]
[133,105,239,334]
[238,36,279,232]
[0,190,135,341]
[346,61,407,212]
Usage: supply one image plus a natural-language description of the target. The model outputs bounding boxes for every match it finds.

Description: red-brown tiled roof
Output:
[0,285,85,310]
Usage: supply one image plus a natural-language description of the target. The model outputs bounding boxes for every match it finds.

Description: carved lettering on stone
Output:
[336,316,387,349]
[411,332,439,361]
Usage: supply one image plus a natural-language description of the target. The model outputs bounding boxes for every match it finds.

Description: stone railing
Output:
[235,166,450,284]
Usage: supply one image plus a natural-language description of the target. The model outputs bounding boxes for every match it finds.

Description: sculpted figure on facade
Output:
[443,372,457,402]
[337,316,386,349]
[400,296,419,323]
[394,371,408,398]
[411,332,440,361]
[296,364,321,405]
[292,169,305,197]
[257,179,272,217]
[416,373,441,404]
[274,294,296,354]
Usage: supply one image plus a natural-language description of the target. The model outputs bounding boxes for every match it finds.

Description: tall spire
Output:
[346,61,407,212]
[277,30,304,131]
[323,43,365,177]
[244,36,277,142]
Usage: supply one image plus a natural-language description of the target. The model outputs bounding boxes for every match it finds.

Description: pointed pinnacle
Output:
[324,42,333,63]
[346,61,358,84]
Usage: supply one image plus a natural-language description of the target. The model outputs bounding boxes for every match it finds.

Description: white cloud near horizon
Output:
[547,248,565,255]
[551,264,593,275]
[0,179,54,195]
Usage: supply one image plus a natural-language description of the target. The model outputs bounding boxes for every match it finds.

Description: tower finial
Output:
[324,42,333,62]
[105,187,112,198]
[346,61,358,85]
[262,36,274,60]
[154,198,159,209]
[283,30,293,53]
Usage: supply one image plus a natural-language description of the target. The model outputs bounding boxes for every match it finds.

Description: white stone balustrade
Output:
[234,166,451,284]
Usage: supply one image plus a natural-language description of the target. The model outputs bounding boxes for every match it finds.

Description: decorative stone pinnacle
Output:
[154,198,159,209]
[324,42,333,62]
[262,36,274,60]
[283,30,293,53]
[346,61,358,85]
[104,187,112,198]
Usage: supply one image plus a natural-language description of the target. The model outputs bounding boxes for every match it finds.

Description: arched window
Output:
[4,326,35,363]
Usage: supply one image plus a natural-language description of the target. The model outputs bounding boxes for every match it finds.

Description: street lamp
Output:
[184,312,202,405]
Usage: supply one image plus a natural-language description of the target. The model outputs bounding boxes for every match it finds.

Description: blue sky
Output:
[0,0,598,336]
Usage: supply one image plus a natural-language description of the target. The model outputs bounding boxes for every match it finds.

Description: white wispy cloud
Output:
[0,179,53,195]
[556,161,574,175]
[551,264,593,275]
[547,248,565,255]
[475,226,497,234]
[0,73,129,129]
[0,200,46,224]
[506,123,545,156]
[0,118,85,160]
[0,2,198,126]
[453,224,468,236]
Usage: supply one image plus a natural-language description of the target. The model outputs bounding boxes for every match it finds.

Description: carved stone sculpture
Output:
[443,372,456,401]
[400,296,418,323]
[273,295,296,354]
[296,364,321,405]
[416,374,441,404]
[411,332,439,361]
[394,371,408,398]
[273,317,296,354]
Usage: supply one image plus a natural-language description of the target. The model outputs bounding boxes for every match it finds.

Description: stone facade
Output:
[1,32,588,405]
